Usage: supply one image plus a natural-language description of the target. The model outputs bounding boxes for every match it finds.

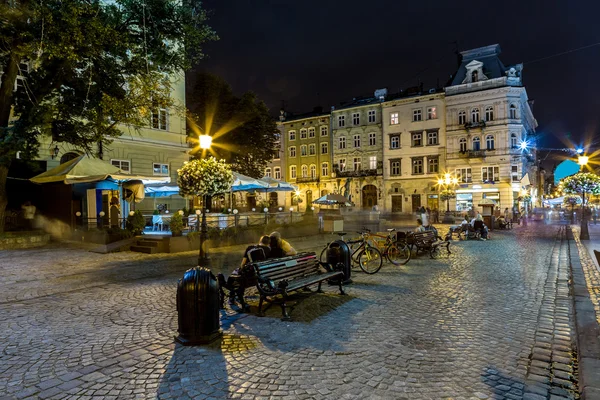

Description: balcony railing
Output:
[296,176,320,183]
[464,121,486,130]
[457,150,486,158]
[335,168,382,177]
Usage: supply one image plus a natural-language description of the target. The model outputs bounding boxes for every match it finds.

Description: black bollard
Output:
[327,240,352,284]
[175,267,222,345]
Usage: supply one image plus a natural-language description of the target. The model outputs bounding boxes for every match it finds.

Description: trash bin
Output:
[175,267,222,345]
[326,240,352,284]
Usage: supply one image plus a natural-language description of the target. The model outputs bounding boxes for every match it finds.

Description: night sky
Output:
[197,0,600,150]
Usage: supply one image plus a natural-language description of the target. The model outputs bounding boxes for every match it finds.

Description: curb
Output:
[566,227,600,400]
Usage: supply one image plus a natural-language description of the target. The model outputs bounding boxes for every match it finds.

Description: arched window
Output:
[471,108,480,123]
[509,104,517,119]
[301,165,308,178]
[321,162,329,177]
[265,167,271,178]
[459,138,467,152]
[60,152,81,164]
[486,135,495,150]
[485,106,494,121]
[458,111,466,125]
[471,70,478,82]
[310,164,316,179]
[473,137,481,151]
[290,165,297,179]
[510,133,518,148]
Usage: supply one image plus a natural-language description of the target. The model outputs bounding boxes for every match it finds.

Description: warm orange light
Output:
[199,134,212,150]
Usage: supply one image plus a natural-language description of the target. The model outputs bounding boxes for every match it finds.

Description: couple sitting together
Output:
[240,231,297,267]
[461,214,489,240]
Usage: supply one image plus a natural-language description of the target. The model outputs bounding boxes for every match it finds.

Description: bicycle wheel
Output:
[430,246,441,259]
[386,242,411,266]
[358,246,383,274]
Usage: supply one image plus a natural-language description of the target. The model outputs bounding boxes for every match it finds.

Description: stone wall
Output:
[0,233,50,250]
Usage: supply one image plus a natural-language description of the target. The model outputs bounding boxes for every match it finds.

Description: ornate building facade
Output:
[444,44,538,212]
[281,110,332,211]
[381,91,446,213]
[331,91,385,209]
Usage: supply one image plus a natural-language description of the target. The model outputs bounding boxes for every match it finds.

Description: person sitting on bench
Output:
[473,214,488,240]
[269,231,297,258]
[241,235,271,267]
[414,218,427,233]
[224,235,271,305]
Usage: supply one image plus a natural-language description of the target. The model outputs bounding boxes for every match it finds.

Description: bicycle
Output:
[319,230,383,274]
[363,228,411,266]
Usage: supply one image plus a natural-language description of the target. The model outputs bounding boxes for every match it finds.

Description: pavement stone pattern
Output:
[0,225,580,399]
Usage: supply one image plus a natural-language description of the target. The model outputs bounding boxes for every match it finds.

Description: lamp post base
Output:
[581,221,590,240]
[442,211,454,224]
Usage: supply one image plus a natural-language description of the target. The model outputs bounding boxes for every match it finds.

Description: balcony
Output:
[296,176,320,183]
[464,121,486,130]
[457,150,486,159]
[335,169,382,177]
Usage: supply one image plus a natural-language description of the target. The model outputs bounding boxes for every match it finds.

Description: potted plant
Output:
[170,212,184,237]
[126,210,146,235]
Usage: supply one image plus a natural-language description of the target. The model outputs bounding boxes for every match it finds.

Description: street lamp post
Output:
[579,155,590,240]
[438,173,459,223]
[198,134,212,266]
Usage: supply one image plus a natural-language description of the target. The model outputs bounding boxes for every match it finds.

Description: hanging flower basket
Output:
[439,190,456,202]
[177,157,234,197]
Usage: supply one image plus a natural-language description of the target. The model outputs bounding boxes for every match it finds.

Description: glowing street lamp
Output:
[199,134,212,150]
[578,154,590,240]
[198,134,213,266]
[438,173,459,223]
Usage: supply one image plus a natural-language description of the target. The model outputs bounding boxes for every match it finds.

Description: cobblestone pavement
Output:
[0,225,580,399]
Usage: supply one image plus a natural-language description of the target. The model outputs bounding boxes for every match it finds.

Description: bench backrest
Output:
[253,252,320,283]
[412,230,436,242]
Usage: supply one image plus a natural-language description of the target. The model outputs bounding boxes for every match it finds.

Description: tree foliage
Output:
[0,0,217,232]
[439,190,456,202]
[187,72,278,178]
[559,172,600,196]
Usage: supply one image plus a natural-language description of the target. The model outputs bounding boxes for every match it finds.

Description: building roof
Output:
[450,44,510,86]
[281,107,330,123]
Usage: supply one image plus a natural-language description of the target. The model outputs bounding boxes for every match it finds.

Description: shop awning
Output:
[30,154,170,184]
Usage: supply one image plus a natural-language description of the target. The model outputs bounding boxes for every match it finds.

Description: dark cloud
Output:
[197,0,600,148]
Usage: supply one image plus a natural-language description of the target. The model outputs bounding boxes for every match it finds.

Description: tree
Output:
[0,0,217,232]
[559,172,600,231]
[187,72,279,178]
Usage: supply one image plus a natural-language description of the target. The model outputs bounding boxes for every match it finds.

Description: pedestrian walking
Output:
[21,201,36,230]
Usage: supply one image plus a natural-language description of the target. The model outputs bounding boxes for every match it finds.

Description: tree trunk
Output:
[0,51,20,234]
[0,165,9,233]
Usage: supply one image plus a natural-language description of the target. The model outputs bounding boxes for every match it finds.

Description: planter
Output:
[81,231,126,245]
[0,232,50,250]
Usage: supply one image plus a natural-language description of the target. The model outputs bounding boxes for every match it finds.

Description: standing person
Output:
[419,206,429,226]
[21,201,36,230]
[109,197,120,228]
[504,207,510,220]
[433,208,439,224]
[494,206,501,218]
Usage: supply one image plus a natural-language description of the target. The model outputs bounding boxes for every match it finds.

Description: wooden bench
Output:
[252,252,345,321]
[407,230,451,258]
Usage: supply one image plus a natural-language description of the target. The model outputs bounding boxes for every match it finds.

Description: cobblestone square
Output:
[0,226,580,399]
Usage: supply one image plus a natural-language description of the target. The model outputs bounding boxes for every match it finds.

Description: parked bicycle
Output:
[363,228,411,266]
[319,230,383,274]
